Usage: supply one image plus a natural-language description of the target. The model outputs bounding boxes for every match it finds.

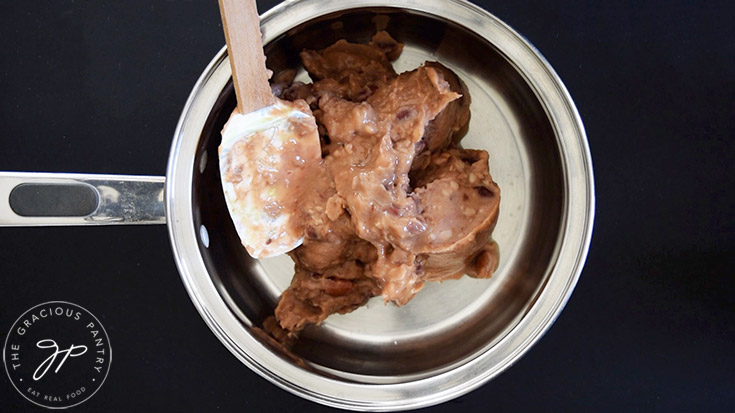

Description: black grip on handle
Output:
[9,183,99,217]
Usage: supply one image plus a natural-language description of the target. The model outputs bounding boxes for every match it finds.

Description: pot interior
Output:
[191,7,563,382]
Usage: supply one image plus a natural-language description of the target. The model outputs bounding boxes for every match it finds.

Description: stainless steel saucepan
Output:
[0,0,594,410]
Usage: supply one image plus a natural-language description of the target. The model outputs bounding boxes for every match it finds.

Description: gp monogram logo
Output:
[3,301,111,409]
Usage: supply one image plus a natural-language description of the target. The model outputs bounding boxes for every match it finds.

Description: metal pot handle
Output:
[0,172,166,226]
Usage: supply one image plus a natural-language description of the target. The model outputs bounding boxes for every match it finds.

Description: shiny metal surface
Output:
[167,0,594,410]
[0,172,165,226]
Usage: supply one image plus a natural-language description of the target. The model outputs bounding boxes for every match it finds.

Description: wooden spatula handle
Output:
[218,0,275,113]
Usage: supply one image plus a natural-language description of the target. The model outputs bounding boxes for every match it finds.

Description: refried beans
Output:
[258,32,500,333]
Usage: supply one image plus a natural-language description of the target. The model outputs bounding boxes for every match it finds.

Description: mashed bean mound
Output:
[270,32,500,333]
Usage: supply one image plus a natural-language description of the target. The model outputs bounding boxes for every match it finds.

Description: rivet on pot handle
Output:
[0,172,166,226]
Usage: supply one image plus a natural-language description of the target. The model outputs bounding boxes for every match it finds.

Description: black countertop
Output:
[2,1,733,411]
